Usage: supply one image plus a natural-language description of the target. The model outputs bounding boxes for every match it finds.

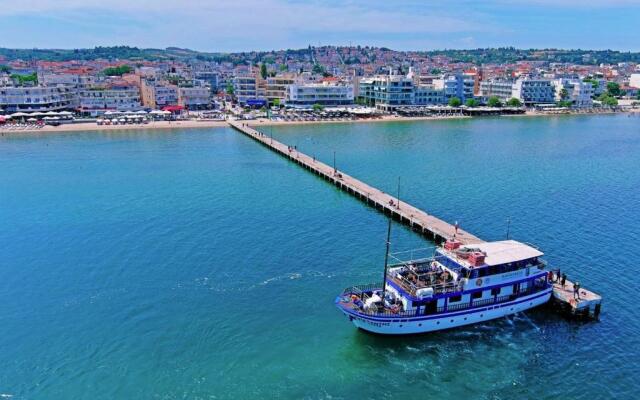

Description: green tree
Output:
[606,82,621,97]
[557,100,572,108]
[260,63,268,79]
[0,65,10,73]
[598,93,618,106]
[226,82,234,95]
[448,97,462,107]
[272,98,280,107]
[102,65,132,76]
[465,98,480,107]
[312,103,325,112]
[506,98,522,107]
[487,96,502,107]
[312,63,325,75]
[10,73,38,85]
[559,88,569,100]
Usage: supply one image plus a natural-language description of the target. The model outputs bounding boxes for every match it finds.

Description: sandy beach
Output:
[1,110,635,136]
[0,114,470,135]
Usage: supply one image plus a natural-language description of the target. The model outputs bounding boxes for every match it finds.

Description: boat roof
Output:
[460,240,543,266]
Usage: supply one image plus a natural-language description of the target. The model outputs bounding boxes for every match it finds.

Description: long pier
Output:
[230,120,602,318]
[229,121,483,245]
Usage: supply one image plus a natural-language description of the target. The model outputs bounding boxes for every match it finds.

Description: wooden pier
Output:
[229,121,483,245]
[230,120,602,318]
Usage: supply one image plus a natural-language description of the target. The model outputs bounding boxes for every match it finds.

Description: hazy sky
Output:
[1,0,639,52]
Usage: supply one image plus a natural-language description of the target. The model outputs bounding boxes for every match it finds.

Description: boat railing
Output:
[340,283,549,319]
[387,272,460,296]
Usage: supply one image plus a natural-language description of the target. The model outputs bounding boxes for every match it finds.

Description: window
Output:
[491,287,501,296]
[472,291,483,300]
[449,295,462,303]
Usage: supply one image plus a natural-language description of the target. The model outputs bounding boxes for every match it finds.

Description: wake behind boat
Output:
[335,238,552,335]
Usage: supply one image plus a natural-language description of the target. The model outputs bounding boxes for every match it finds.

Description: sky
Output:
[0,0,639,52]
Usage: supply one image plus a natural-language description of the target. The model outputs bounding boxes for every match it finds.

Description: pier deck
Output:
[230,120,602,318]
[229,121,483,245]
[552,278,602,318]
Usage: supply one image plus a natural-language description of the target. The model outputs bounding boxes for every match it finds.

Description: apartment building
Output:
[479,80,515,102]
[266,75,296,105]
[0,85,77,112]
[232,72,266,105]
[140,79,178,109]
[286,82,354,106]
[554,78,594,107]
[359,73,414,110]
[512,78,555,105]
[79,83,142,115]
[178,85,211,109]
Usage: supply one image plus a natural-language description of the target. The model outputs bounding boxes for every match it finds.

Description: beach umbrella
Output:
[27,118,37,122]
[11,112,29,117]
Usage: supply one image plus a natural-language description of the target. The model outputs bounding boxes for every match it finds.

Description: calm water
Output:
[1,115,639,399]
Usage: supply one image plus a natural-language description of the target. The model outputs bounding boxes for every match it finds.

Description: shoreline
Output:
[1,110,636,136]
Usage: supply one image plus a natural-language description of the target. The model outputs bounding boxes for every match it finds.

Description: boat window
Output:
[472,291,483,300]
[491,287,501,296]
[449,295,462,303]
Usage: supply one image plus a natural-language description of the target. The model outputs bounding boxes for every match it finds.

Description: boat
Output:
[335,232,553,335]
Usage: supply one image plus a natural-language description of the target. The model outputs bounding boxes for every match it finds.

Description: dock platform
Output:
[229,121,483,245]
[551,277,602,319]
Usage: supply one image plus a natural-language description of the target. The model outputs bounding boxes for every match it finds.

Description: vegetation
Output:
[487,96,502,107]
[448,97,462,107]
[260,63,268,79]
[2,46,640,66]
[0,65,10,73]
[10,73,38,85]
[226,82,234,95]
[605,82,622,97]
[598,93,618,106]
[583,78,599,90]
[557,100,573,108]
[103,65,132,76]
[465,98,480,107]
[559,88,569,100]
[312,64,326,75]
[312,103,325,112]
[506,98,522,107]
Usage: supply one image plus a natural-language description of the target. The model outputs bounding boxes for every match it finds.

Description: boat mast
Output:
[381,216,392,298]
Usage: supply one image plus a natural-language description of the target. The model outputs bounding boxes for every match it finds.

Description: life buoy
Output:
[476,278,483,287]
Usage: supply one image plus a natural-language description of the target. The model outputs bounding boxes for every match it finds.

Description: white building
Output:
[286,82,354,106]
[0,85,77,113]
[79,83,142,115]
[479,80,515,102]
[511,78,555,106]
[554,78,593,108]
[178,86,211,110]
[433,74,474,102]
[359,73,414,110]
[629,74,640,89]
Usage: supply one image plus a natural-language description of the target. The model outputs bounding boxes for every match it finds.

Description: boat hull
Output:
[340,289,552,335]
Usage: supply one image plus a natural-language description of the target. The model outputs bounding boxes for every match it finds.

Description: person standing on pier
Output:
[574,281,581,299]
[454,221,459,236]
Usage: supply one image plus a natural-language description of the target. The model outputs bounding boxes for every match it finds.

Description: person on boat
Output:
[574,281,581,300]
[351,295,364,309]
[561,273,567,288]
[454,221,459,235]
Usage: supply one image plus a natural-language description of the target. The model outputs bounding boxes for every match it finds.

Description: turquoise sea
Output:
[1,114,639,399]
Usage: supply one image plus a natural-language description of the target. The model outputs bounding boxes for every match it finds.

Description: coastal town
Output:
[1,46,640,130]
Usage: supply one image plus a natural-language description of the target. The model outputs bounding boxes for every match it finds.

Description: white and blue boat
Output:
[335,238,552,335]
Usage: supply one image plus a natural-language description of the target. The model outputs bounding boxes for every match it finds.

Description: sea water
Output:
[1,114,638,399]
